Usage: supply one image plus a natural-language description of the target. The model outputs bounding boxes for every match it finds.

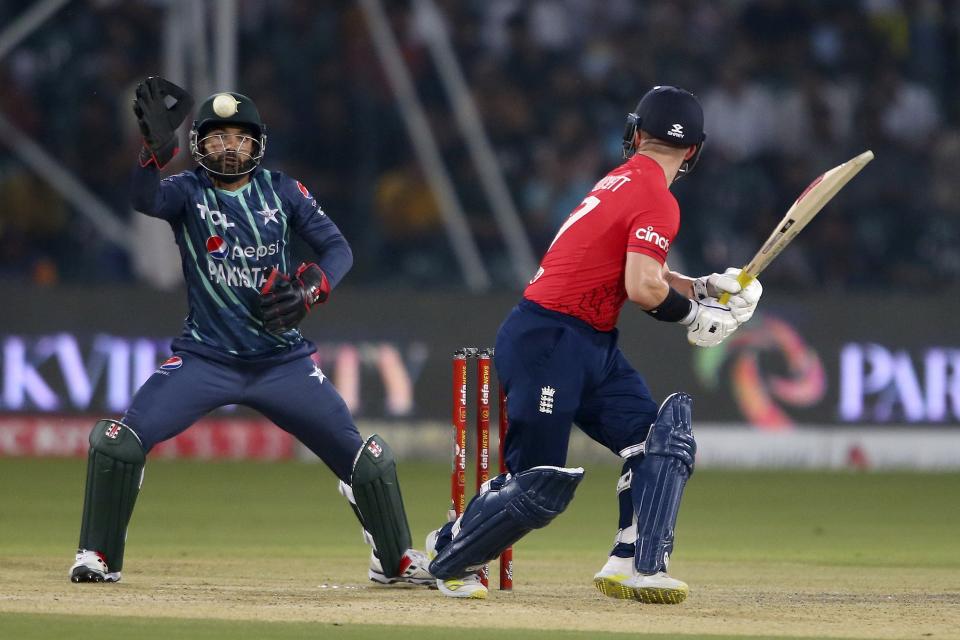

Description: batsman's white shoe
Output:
[69,549,121,583]
[426,529,488,600]
[592,554,633,591]
[368,549,435,586]
[593,556,687,604]
[435,572,488,599]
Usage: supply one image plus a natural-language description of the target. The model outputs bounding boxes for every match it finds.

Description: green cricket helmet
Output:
[189,92,267,178]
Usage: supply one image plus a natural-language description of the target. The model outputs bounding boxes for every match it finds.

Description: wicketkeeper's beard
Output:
[195,133,263,179]
[202,149,256,179]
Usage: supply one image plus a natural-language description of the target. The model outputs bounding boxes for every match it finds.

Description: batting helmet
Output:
[622,86,706,177]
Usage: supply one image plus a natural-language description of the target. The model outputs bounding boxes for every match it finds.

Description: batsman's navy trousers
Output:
[122,350,362,481]
[495,299,659,473]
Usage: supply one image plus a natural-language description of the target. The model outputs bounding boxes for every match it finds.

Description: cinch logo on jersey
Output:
[206,236,228,260]
[635,225,670,251]
[207,261,272,290]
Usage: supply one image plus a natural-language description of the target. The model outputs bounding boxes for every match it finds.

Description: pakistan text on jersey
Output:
[207,260,274,289]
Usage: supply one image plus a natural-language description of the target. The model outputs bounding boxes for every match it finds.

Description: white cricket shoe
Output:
[69,549,121,583]
[425,529,488,599]
[435,572,488,599]
[593,555,688,604]
[368,549,435,586]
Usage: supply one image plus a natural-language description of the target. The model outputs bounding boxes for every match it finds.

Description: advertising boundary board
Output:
[8,285,960,427]
[2,417,959,470]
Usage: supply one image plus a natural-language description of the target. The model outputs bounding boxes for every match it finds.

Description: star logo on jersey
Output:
[309,364,326,384]
[256,206,279,225]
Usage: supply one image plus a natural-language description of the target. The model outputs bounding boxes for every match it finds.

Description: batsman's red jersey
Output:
[524,154,680,331]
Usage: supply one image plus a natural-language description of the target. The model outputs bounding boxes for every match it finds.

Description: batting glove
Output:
[681,297,739,348]
[721,267,763,324]
[692,270,741,301]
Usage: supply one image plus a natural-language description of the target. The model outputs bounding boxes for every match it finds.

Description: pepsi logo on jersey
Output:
[206,236,282,261]
[206,236,228,260]
[155,355,184,376]
[230,240,281,260]
[159,356,183,370]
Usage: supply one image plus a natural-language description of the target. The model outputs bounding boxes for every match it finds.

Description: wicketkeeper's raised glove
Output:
[132,76,193,169]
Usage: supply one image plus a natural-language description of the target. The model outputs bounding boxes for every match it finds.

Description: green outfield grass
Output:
[0,613,862,640]
[1,458,958,639]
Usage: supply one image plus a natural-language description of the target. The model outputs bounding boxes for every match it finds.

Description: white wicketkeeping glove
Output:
[721,267,763,324]
[681,297,739,347]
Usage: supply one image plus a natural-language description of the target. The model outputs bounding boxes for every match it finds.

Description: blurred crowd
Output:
[1,0,958,291]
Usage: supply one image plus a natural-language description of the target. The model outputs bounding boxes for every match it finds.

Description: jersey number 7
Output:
[530,195,602,284]
[548,195,601,250]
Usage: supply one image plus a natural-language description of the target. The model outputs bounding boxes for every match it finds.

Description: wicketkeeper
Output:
[68,77,432,587]
[425,86,763,601]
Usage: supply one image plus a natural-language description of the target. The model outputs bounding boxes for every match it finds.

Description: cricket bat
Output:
[719,150,875,304]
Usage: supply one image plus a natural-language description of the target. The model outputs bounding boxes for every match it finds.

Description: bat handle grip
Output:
[718,270,755,305]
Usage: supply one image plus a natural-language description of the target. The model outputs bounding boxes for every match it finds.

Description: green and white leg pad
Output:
[72,420,145,582]
[339,435,429,584]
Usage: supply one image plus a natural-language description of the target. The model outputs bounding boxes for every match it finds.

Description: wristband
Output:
[644,287,695,323]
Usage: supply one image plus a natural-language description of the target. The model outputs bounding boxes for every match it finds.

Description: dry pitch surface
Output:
[2,460,958,639]
[2,555,957,638]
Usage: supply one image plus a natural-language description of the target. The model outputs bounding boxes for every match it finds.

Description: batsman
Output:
[426,86,763,601]
[68,77,432,587]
